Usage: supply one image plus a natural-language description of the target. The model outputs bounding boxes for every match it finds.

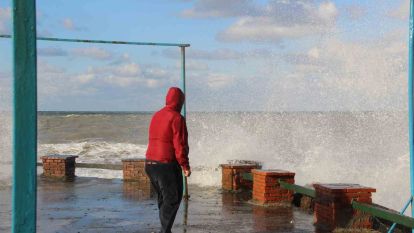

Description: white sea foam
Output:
[34,111,410,212]
[0,110,407,214]
[186,112,409,212]
[38,141,147,164]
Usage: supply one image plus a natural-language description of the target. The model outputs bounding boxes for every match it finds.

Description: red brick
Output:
[251,169,295,205]
[122,159,150,182]
[314,183,375,231]
[42,155,77,180]
[220,163,261,191]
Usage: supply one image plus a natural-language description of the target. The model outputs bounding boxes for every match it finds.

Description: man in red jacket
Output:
[145,87,190,233]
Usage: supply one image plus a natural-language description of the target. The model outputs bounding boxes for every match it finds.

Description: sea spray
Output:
[0,73,12,232]
[3,110,410,212]
[187,111,409,211]
[0,112,12,187]
[0,74,12,187]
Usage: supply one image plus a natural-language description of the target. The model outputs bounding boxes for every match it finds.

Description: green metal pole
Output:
[12,0,38,232]
[409,1,414,232]
[181,46,187,117]
[180,46,189,200]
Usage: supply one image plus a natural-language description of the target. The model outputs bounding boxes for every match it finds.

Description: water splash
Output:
[187,111,409,211]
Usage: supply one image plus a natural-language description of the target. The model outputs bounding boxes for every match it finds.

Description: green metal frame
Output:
[3,2,190,231]
[353,201,414,229]
[11,0,38,232]
[241,172,253,181]
[278,180,316,198]
[0,34,190,47]
[180,46,189,199]
[408,1,414,233]
[388,197,413,232]
[243,170,414,230]
[240,173,316,198]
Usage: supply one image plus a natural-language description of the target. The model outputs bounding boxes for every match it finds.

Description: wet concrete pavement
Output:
[0,177,315,232]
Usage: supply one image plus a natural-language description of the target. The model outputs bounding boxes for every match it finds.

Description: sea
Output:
[0,111,411,211]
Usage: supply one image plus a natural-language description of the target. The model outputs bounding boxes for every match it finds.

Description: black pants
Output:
[145,162,183,233]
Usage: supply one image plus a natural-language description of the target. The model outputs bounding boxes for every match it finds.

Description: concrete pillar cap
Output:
[314,183,376,193]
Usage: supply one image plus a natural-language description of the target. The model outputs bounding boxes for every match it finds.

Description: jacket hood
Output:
[165,87,185,112]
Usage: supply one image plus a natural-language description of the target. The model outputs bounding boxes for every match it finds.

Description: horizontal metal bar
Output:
[352,200,414,229]
[37,162,123,170]
[241,172,253,181]
[279,180,316,198]
[0,34,190,47]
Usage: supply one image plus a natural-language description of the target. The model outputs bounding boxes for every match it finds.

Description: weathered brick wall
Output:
[252,169,295,205]
[122,158,154,196]
[314,183,376,232]
[41,155,78,181]
[220,163,261,191]
[122,158,147,181]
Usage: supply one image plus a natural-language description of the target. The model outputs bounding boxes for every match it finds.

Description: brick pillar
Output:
[313,183,376,232]
[220,163,261,192]
[41,155,78,181]
[252,169,295,205]
[122,158,154,195]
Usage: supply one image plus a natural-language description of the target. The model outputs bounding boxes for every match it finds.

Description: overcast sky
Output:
[0,0,410,111]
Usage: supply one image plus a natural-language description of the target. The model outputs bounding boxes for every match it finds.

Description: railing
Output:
[241,171,414,230]
[352,201,414,229]
[241,172,253,181]
[278,180,316,198]
[240,172,316,198]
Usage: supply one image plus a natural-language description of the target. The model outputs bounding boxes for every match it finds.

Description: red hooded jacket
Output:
[145,87,190,170]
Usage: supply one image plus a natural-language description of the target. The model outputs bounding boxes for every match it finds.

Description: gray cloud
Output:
[164,48,242,60]
[344,5,366,20]
[206,73,235,89]
[36,58,176,111]
[62,18,86,31]
[39,46,120,61]
[216,1,338,43]
[38,47,68,57]
[163,48,273,60]
[72,47,114,60]
[179,60,209,71]
[71,61,174,89]
[109,53,132,65]
[0,7,11,34]
[37,29,53,37]
[181,0,338,43]
[270,31,408,111]
[181,0,259,18]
